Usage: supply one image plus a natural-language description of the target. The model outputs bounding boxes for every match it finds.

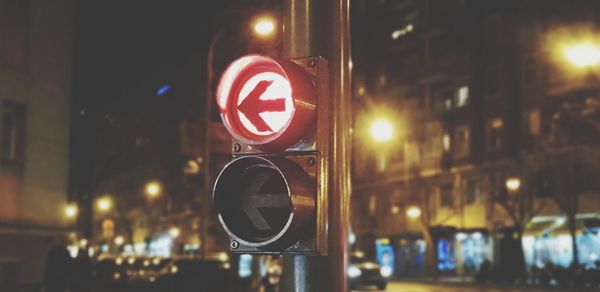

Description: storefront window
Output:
[437,239,456,271]
[396,239,426,277]
[376,239,396,277]
[455,232,488,274]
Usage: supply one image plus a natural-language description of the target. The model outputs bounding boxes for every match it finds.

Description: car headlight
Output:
[380,266,392,277]
[348,265,362,278]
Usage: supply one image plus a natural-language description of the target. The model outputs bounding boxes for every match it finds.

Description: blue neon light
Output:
[156,85,171,96]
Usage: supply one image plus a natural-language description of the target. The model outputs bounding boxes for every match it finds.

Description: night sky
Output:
[73,1,228,113]
[69,0,280,196]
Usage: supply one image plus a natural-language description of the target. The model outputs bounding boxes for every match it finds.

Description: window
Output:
[465,180,481,205]
[533,169,553,198]
[485,67,501,97]
[1,102,26,161]
[368,195,377,216]
[0,102,25,211]
[378,74,386,88]
[456,85,469,107]
[528,109,541,136]
[440,184,454,208]
[442,133,451,152]
[431,85,453,112]
[0,0,30,71]
[423,135,442,159]
[522,57,538,87]
[405,141,420,167]
[423,123,442,159]
[391,23,414,40]
[453,126,470,157]
[487,118,503,150]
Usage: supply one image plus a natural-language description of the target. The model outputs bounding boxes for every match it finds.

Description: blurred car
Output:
[151,253,233,292]
[348,252,388,290]
[125,256,170,288]
[91,255,127,289]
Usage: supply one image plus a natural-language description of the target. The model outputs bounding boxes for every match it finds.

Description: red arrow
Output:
[238,80,286,132]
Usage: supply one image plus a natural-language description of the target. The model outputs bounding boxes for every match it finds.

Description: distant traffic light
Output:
[213,55,329,255]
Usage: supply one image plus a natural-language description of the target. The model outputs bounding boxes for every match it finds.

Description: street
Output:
[353,281,599,292]
[89,281,599,292]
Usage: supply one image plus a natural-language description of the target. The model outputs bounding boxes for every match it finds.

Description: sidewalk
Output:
[391,277,600,291]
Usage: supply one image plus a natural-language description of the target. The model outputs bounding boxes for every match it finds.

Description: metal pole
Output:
[328,0,351,291]
[281,0,329,291]
[281,0,351,291]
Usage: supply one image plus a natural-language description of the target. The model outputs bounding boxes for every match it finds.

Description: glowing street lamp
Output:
[114,235,125,246]
[406,206,422,219]
[370,119,394,142]
[564,42,600,68]
[97,196,113,212]
[145,181,162,199]
[169,227,180,238]
[505,177,521,192]
[253,16,277,38]
[65,204,78,219]
[79,239,88,247]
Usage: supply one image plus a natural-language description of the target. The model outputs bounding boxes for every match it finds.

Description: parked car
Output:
[348,252,387,291]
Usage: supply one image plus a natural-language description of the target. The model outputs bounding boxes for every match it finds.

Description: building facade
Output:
[351,0,600,279]
[0,0,72,288]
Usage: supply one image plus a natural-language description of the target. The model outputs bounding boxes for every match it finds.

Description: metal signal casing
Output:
[213,56,329,255]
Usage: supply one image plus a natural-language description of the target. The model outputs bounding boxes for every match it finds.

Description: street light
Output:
[370,118,394,142]
[564,42,600,68]
[169,227,180,239]
[65,204,78,219]
[253,16,277,38]
[406,206,422,220]
[114,235,125,246]
[97,196,113,212]
[79,239,88,247]
[145,181,162,199]
[505,177,521,192]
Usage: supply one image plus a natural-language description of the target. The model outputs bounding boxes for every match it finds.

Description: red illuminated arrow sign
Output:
[238,80,286,132]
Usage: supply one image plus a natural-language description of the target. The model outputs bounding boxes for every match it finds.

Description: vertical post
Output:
[328,0,351,291]
[282,1,326,291]
[282,0,351,291]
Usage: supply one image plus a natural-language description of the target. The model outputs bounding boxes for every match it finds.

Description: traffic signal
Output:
[213,55,329,255]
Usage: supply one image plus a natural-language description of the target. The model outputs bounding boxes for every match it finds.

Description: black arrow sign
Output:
[241,170,290,231]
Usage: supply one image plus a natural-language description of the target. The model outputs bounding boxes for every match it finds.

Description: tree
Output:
[406,166,460,279]
[536,95,600,266]
[533,147,599,266]
[491,166,546,282]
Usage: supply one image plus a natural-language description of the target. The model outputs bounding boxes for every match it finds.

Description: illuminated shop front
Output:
[396,237,426,277]
[454,230,491,276]
[375,227,492,278]
[523,216,600,268]
[375,238,396,277]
